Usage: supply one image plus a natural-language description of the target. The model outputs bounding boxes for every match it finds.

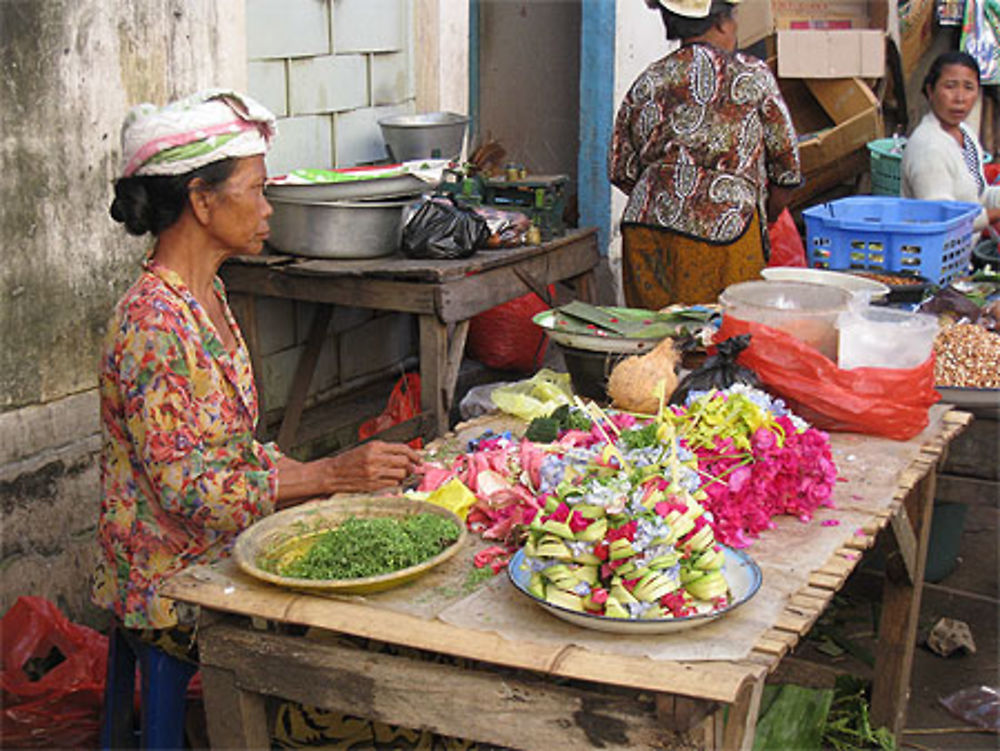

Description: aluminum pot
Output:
[378,112,468,162]
[267,197,410,259]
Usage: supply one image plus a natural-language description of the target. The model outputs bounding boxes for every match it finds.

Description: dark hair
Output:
[923,51,981,97]
[660,0,735,41]
[109,158,239,236]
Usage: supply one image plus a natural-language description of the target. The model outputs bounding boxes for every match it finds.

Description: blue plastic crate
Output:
[802,196,980,286]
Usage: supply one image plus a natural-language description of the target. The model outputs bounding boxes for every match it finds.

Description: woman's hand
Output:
[275,441,422,507]
[321,441,422,493]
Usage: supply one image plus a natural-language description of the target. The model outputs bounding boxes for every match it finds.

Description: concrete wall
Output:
[0,0,458,625]
[0,0,246,624]
[477,1,580,181]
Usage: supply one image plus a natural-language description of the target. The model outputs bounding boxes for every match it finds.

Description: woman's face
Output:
[202,155,272,255]
[927,63,980,129]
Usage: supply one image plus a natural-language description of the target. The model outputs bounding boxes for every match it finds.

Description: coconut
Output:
[606,337,679,414]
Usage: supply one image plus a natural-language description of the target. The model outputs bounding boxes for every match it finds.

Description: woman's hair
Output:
[923,51,981,97]
[109,158,239,236]
[660,0,735,41]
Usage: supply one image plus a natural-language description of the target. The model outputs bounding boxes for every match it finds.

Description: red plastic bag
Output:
[716,317,940,440]
[467,290,552,373]
[358,373,422,449]
[767,208,807,267]
[1,596,108,749]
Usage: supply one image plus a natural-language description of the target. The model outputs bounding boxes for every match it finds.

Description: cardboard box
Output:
[739,0,893,78]
[779,76,883,184]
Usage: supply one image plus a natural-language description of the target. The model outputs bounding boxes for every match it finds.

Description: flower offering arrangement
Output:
[415,384,837,623]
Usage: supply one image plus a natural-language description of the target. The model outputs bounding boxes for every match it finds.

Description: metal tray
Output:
[936,386,1000,419]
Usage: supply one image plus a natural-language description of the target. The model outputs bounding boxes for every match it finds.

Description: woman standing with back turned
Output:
[610,0,803,309]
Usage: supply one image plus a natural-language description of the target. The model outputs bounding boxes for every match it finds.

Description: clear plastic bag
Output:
[939,686,1000,731]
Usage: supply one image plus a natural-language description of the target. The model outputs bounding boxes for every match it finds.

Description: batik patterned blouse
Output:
[91,260,281,629]
[609,43,802,243]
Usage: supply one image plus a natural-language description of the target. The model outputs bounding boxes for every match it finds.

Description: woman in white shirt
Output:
[901,51,1000,232]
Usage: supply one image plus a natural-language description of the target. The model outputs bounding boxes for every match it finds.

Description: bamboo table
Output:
[221,228,600,446]
[162,407,971,750]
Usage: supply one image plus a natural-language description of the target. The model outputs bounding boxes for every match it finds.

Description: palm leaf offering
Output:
[549,301,716,340]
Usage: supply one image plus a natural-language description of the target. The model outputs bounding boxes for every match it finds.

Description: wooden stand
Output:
[163,409,970,749]
[222,229,599,448]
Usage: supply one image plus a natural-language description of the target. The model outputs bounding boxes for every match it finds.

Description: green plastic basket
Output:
[867,138,904,196]
[868,136,992,197]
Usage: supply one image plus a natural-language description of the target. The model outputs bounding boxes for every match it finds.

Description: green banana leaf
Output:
[549,301,716,340]
[752,684,834,751]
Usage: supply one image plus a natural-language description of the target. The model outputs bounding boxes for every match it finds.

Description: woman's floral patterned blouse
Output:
[609,42,803,244]
[92,260,281,629]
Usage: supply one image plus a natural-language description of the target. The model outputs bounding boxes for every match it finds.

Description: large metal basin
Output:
[378,112,468,161]
[267,197,410,259]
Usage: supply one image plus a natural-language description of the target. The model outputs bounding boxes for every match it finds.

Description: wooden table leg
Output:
[569,269,597,303]
[419,316,469,438]
[228,293,268,441]
[870,467,937,736]
[419,315,449,437]
[276,304,332,451]
[721,673,766,751]
[201,664,270,750]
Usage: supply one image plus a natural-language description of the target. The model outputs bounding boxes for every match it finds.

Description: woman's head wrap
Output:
[119,89,276,178]
[658,0,740,18]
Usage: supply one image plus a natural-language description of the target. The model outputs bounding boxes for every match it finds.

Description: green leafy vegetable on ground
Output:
[278,513,460,580]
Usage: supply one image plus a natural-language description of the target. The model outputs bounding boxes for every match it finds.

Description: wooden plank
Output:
[885,504,918,585]
[228,294,268,441]
[776,609,816,635]
[751,637,789,659]
[437,241,600,323]
[281,228,598,283]
[871,469,937,735]
[443,320,470,414]
[808,571,843,590]
[722,672,766,751]
[220,265,439,314]
[276,304,332,451]
[163,567,755,704]
[419,315,449,437]
[655,694,718,733]
[200,620,690,751]
[200,664,270,750]
[936,474,1000,507]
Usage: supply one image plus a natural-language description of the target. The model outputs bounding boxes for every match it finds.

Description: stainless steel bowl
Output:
[267,197,410,259]
[378,112,469,162]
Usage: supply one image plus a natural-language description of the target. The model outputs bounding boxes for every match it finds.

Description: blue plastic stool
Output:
[100,624,198,750]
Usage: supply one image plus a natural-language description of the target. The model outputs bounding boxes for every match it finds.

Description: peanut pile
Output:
[933,323,1000,388]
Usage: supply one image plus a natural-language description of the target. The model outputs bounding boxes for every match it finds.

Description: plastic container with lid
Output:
[719,280,853,361]
[836,306,939,370]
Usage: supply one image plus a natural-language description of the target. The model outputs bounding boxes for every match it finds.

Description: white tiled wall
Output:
[245,0,420,442]
[247,0,414,175]
[333,0,405,53]
[247,0,330,59]
[264,115,333,179]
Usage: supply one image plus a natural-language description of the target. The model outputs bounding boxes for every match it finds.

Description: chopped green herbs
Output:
[277,513,461,580]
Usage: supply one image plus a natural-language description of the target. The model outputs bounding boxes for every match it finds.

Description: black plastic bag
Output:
[401,195,490,260]
[669,334,761,405]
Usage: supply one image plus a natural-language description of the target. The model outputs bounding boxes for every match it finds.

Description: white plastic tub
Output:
[837,306,939,370]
